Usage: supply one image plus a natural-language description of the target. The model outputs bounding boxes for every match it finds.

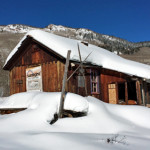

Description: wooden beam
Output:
[77,44,88,96]
[136,80,142,105]
[142,81,146,106]
[58,50,71,118]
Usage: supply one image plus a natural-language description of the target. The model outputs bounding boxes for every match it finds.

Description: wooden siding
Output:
[10,66,27,95]
[10,61,65,95]
[100,68,127,103]
[9,62,94,96]
[15,42,63,67]
[67,68,78,94]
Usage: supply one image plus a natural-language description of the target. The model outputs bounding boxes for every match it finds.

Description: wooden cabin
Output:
[3,30,150,106]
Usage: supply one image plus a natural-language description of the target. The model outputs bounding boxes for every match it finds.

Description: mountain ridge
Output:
[1,24,150,54]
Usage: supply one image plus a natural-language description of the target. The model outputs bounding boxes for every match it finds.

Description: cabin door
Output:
[108,83,118,104]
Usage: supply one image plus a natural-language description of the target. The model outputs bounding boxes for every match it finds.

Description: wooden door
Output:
[108,83,118,104]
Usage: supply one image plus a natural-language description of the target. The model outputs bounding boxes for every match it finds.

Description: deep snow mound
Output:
[0,92,150,135]
[0,92,89,113]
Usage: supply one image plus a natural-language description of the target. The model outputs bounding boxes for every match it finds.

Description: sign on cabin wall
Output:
[26,66,43,91]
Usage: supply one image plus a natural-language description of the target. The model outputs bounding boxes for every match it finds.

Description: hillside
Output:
[0,32,24,96]
[0,24,150,96]
[46,24,150,54]
[120,47,150,65]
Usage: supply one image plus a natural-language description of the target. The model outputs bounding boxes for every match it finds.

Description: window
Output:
[91,70,99,94]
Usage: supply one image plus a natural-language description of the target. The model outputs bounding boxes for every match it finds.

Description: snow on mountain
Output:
[1,24,150,54]
[1,24,38,33]
[46,24,150,54]
[0,26,5,32]
[47,24,104,45]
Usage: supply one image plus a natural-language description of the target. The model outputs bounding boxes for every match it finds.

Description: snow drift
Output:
[0,92,150,134]
[0,92,150,150]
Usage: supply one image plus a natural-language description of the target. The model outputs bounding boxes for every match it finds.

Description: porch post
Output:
[136,80,142,105]
[141,81,146,106]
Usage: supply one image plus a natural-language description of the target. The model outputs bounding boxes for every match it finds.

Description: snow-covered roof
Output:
[4,30,150,79]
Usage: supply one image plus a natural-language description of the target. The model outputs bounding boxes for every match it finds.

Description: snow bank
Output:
[0,92,89,112]
[4,30,150,79]
[0,92,89,132]
[53,96,150,134]
[0,92,150,150]
[0,92,150,135]
[104,103,150,129]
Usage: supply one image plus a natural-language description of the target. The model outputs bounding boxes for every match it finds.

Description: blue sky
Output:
[0,0,150,42]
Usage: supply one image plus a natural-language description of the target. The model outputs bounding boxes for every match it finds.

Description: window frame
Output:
[90,69,100,94]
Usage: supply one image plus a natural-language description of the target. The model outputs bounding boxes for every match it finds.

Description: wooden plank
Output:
[18,66,22,93]
[16,67,20,93]
[57,61,61,91]
[46,62,49,92]
[9,70,13,95]
[0,108,27,115]
[55,61,58,92]
[77,44,88,96]
[14,67,17,94]
[108,83,117,104]
[42,63,46,91]
[146,104,150,108]
[141,81,146,106]
[49,62,53,92]
[12,67,15,94]
[21,66,25,92]
[50,62,54,92]
[60,61,62,92]
[53,61,57,92]
[125,82,128,105]
[51,62,55,92]
[136,81,142,105]
[45,63,48,92]
[48,62,51,92]
[58,50,71,118]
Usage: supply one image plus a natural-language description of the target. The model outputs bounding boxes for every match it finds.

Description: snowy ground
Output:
[0,92,150,150]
